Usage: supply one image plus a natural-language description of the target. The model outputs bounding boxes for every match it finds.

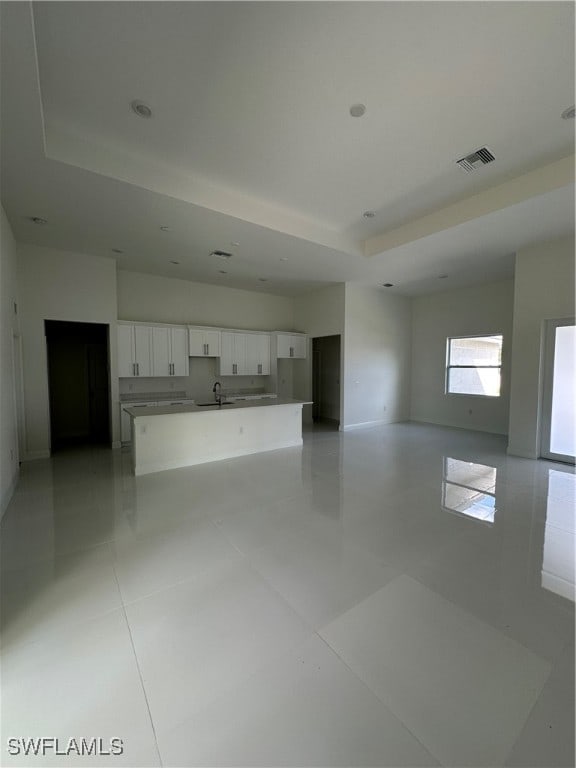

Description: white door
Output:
[170,327,189,376]
[541,318,575,463]
[188,329,205,356]
[219,332,235,375]
[293,335,307,359]
[256,334,271,374]
[117,325,135,377]
[151,327,171,376]
[276,334,292,358]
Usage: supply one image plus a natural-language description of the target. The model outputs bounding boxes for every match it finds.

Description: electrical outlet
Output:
[239,426,244,434]
[468,409,473,415]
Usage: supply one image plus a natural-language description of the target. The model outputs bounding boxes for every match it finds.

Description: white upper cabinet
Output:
[119,323,188,378]
[219,332,247,375]
[188,327,221,357]
[118,324,153,377]
[245,333,271,375]
[276,333,307,359]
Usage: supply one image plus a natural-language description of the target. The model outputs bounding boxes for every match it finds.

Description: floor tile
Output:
[1,609,159,767]
[159,635,439,767]
[321,574,552,767]
[125,560,311,734]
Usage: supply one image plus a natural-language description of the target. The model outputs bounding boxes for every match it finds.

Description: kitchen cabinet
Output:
[245,333,271,375]
[117,324,153,377]
[276,333,307,359]
[220,332,270,376]
[188,328,221,357]
[219,332,247,375]
[152,326,189,377]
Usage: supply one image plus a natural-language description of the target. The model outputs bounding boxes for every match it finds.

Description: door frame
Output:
[540,317,575,463]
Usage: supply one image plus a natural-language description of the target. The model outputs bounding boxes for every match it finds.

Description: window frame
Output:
[445,332,503,398]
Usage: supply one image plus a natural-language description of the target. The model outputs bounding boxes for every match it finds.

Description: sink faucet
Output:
[212,381,222,405]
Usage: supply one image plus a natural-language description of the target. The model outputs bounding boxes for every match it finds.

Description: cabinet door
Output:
[232,333,247,375]
[204,330,221,357]
[151,327,171,376]
[133,326,153,377]
[117,325,135,377]
[170,327,189,376]
[293,335,307,359]
[188,329,205,356]
[276,334,292,358]
[219,332,235,375]
[259,334,271,374]
[244,334,259,375]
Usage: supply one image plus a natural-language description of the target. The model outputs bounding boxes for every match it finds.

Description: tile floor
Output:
[1,423,574,767]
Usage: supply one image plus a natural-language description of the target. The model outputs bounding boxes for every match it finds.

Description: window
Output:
[446,334,503,396]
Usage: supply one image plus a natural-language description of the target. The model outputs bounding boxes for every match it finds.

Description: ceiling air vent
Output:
[210,250,233,260]
[456,147,495,173]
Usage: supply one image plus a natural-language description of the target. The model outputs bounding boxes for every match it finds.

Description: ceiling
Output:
[1,2,574,297]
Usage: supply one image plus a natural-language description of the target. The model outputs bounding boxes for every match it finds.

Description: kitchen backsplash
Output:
[118,356,274,401]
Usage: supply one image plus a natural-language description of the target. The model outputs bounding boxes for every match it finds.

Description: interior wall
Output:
[17,243,119,457]
[508,236,575,458]
[343,284,412,429]
[292,283,346,423]
[0,205,20,516]
[410,279,514,434]
[117,270,294,330]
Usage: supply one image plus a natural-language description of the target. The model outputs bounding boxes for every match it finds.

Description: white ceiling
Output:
[1,2,574,297]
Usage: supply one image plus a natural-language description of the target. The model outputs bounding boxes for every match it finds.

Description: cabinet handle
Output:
[290,346,294,357]
[206,343,209,355]
[132,363,136,376]
[169,363,173,375]
[233,363,237,375]
[136,363,140,376]
[258,363,262,374]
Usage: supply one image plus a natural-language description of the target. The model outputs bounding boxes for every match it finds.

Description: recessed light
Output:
[131,100,152,118]
[561,105,575,120]
[111,248,124,254]
[438,274,448,279]
[170,260,180,265]
[160,226,170,232]
[258,278,268,282]
[219,270,228,275]
[28,216,47,225]
[279,257,288,262]
[363,210,375,219]
[349,103,366,118]
[211,250,233,260]
[382,283,394,288]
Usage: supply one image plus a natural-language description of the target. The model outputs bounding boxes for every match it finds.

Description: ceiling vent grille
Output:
[456,147,495,173]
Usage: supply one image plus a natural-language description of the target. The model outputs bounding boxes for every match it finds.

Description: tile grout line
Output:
[313,630,444,767]
[110,558,164,768]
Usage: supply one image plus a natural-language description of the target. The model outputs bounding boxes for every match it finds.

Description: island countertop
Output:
[124,397,312,419]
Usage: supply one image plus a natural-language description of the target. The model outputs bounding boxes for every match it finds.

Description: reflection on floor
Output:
[1,423,574,767]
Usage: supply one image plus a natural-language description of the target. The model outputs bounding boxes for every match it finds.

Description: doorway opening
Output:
[540,318,575,464]
[312,335,341,429]
[45,320,111,452]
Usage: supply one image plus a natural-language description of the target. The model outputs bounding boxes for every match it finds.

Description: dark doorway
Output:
[45,320,111,451]
[312,335,341,428]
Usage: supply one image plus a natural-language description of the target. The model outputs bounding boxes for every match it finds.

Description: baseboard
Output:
[0,470,20,520]
[23,450,50,461]
[410,418,508,437]
[342,419,390,431]
[506,445,538,459]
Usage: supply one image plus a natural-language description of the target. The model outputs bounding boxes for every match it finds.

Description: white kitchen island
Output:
[124,397,311,475]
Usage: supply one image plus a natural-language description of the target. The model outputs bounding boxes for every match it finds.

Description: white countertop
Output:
[125,397,311,418]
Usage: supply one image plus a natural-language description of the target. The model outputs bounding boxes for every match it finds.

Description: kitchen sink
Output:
[196,401,234,407]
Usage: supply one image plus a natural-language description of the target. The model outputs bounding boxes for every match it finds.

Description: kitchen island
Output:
[124,397,311,475]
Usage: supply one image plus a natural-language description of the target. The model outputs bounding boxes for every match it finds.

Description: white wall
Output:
[344,284,412,429]
[410,279,514,435]
[508,237,575,458]
[0,206,20,515]
[18,244,119,457]
[117,270,294,330]
[292,283,346,423]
